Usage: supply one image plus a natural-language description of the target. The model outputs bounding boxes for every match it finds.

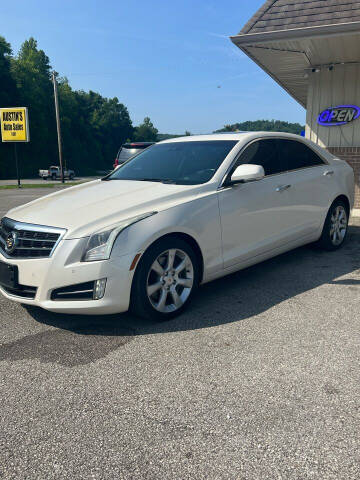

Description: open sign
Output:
[318,105,360,126]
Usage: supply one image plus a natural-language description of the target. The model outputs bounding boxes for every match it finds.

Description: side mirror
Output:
[229,164,265,184]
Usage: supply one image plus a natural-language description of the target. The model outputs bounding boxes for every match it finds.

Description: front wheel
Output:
[316,199,349,250]
[130,238,200,321]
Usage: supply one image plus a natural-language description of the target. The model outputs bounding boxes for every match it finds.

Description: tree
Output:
[214,119,305,135]
[10,38,56,176]
[0,36,17,107]
[0,36,135,178]
[133,117,158,142]
[57,85,133,174]
[0,37,19,178]
[90,94,133,163]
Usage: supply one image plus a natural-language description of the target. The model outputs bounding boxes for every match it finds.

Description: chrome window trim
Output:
[218,136,329,189]
[0,217,67,259]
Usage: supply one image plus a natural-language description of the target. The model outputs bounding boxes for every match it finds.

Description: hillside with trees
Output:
[0,36,158,179]
[214,120,304,135]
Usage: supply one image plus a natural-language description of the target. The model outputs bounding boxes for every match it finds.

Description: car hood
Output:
[6,179,203,238]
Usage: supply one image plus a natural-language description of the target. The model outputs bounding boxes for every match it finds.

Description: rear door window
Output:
[276,139,325,171]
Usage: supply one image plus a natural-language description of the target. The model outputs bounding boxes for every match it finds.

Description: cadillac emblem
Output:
[5,231,18,254]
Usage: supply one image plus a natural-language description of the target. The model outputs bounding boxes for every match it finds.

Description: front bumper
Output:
[0,238,137,315]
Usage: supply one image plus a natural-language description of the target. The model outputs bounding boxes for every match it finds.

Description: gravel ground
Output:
[0,189,359,479]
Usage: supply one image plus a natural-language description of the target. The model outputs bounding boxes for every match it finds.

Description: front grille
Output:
[0,217,66,259]
[3,284,37,299]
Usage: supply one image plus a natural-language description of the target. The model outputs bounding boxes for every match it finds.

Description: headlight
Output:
[82,212,156,262]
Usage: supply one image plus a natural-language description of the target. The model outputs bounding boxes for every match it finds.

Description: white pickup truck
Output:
[39,166,75,180]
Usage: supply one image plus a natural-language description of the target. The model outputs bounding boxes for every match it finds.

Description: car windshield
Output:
[107,140,238,185]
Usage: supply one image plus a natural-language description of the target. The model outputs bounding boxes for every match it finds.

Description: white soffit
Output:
[231,25,360,107]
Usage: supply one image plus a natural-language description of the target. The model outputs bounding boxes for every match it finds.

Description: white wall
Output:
[306,63,360,148]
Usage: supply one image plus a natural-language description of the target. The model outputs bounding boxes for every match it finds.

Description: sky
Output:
[1,0,305,134]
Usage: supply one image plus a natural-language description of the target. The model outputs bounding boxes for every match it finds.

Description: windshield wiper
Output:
[103,177,178,184]
[136,178,177,184]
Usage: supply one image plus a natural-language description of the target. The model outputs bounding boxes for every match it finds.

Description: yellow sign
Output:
[0,107,29,142]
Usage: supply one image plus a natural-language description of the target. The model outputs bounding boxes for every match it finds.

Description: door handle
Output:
[324,170,334,176]
[276,184,291,192]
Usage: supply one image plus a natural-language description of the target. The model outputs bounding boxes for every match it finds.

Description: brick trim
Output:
[328,147,360,155]
[327,147,360,208]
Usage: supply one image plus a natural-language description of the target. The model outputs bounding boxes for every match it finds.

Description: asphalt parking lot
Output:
[0,188,359,480]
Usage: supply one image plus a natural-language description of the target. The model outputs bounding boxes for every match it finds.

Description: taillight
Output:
[113,158,118,169]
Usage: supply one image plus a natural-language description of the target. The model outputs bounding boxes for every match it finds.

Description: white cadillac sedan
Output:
[0,133,354,320]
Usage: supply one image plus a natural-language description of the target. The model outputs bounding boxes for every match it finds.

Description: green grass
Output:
[0,181,85,190]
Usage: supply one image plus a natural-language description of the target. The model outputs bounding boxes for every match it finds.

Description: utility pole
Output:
[52,71,64,183]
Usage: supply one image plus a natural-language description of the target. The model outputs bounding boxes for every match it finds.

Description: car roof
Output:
[159,132,306,143]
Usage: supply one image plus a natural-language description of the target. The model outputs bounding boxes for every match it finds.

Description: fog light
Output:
[93,278,107,300]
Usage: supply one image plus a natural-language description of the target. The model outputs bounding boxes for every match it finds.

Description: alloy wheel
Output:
[330,205,347,246]
[146,248,194,313]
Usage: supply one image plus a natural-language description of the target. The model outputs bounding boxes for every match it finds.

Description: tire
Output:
[69,174,74,180]
[316,199,349,251]
[51,174,56,181]
[130,237,200,321]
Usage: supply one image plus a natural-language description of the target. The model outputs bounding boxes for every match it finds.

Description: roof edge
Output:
[231,21,360,45]
[240,0,277,35]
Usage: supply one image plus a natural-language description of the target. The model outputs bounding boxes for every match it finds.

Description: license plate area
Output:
[0,261,18,289]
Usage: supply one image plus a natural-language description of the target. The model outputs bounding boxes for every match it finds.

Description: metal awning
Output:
[231,22,360,108]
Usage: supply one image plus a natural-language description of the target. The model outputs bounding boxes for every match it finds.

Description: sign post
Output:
[0,107,30,188]
[14,143,20,188]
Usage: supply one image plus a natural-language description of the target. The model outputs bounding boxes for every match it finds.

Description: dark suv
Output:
[113,142,155,169]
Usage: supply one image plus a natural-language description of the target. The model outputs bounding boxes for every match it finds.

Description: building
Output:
[231,0,360,206]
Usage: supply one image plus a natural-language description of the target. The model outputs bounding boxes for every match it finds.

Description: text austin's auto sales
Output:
[0,107,29,142]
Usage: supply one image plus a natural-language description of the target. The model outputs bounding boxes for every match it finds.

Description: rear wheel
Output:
[316,199,349,250]
[130,237,200,321]
[51,173,56,181]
